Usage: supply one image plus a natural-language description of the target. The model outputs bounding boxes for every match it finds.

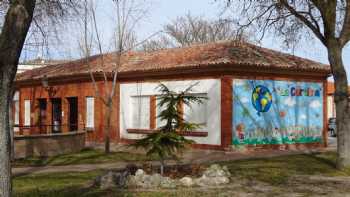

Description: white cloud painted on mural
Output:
[234,80,245,86]
[284,97,296,107]
[241,96,249,103]
[310,100,321,108]
[300,114,307,120]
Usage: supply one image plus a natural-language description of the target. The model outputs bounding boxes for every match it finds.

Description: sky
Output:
[21,0,350,80]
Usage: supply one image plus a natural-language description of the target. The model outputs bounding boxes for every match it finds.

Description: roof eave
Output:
[14,63,330,87]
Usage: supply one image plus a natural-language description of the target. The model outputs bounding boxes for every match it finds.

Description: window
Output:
[155,93,208,129]
[156,97,167,128]
[86,97,94,128]
[183,94,207,127]
[15,101,19,126]
[13,91,19,126]
[131,96,150,129]
[24,100,31,126]
[327,96,335,118]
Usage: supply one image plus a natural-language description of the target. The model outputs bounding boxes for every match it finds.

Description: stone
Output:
[98,170,130,189]
[127,169,177,189]
[135,169,145,176]
[139,174,153,188]
[194,164,231,187]
[99,171,116,189]
[160,177,177,189]
[149,173,162,187]
[203,164,231,178]
[126,164,231,188]
[129,169,158,188]
[126,175,137,187]
[114,171,130,188]
[195,175,212,187]
[179,177,194,187]
[212,176,230,185]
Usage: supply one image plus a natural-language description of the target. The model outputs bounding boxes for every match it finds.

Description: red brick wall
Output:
[18,81,120,143]
[14,132,85,159]
[150,96,156,129]
[221,77,233,149]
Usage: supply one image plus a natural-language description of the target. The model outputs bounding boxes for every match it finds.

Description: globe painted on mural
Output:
[252,85,272,114]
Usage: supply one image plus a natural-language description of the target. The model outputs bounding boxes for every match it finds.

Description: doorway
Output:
[67,97,78,131]
[51,98,62,133]
[38,99,47,134]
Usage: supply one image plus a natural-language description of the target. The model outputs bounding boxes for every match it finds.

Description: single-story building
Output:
[14,41,331,151]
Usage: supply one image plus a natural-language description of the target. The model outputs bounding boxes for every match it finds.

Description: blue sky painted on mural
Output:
[233,79,323,145]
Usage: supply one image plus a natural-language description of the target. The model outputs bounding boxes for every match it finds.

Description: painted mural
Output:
[233,79,323,145]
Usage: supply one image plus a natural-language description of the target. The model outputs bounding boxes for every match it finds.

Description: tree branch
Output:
[280,0,326,45]
[340,0,350,46]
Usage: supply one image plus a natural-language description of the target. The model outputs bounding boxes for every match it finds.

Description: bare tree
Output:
[142,13,247,51]
[80,0,149,153]
[0,1,81,196]
[222,0,350,169]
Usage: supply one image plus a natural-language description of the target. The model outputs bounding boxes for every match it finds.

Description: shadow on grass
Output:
[220,152,340,185]
[305,152,337,168]
[13,186,107,197]
[13,170,107,197]
[13,148,155,167]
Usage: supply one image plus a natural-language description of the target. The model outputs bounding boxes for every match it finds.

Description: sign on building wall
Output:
[232,79,323,145]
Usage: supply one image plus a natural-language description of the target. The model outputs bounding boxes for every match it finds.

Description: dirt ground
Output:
[122,175,350,197]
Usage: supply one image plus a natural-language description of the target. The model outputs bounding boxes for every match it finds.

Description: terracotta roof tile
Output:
[327,82,350,95]
[16,41,331,82]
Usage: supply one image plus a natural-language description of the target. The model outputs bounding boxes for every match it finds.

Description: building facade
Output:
[14,41,331,150]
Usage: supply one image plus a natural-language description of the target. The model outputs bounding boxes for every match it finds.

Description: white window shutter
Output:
[86,97,94,128]
[13,91,19,125]
[131,96,150,129]
[15,101,19,125]
[184,94,207,127]
[24,100,31,126]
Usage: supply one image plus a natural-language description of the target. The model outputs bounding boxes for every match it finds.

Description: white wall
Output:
[327,95,336,119]
[17,64,46,73]
[120,79,221,145]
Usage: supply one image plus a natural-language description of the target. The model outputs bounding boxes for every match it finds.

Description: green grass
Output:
[13,171,103,197]
[221,151,350,185]
[13,148,156,167]
[13,151,350,197]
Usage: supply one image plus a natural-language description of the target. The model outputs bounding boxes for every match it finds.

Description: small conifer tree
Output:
[133,83,207,175]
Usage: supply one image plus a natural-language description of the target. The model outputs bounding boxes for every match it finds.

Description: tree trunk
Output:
[0,88,12,197]
[9,95,14,161]
[160,159,165,175]
[104,99,113,154]
[327,41,350,169]
[0,1,36,196]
